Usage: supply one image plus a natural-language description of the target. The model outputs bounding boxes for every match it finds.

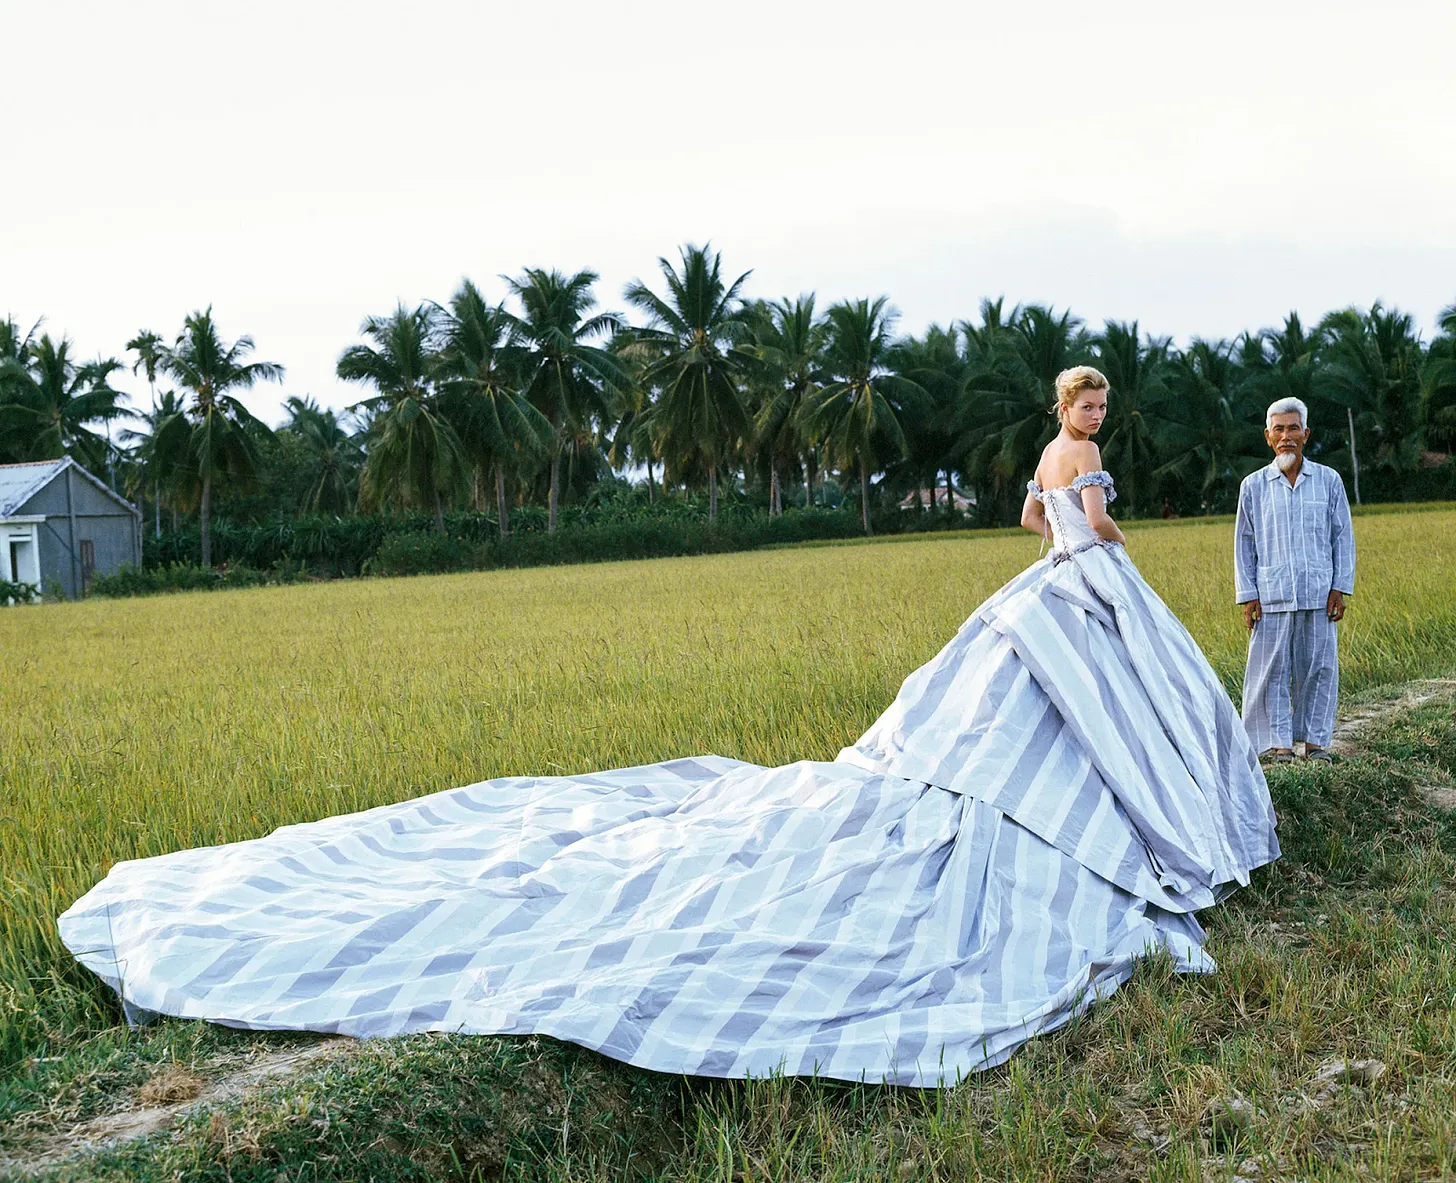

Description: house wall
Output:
[1,522,41,594]
[23,468,140,598]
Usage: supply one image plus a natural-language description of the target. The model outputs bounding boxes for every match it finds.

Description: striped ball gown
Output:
[59,472,1279,1087]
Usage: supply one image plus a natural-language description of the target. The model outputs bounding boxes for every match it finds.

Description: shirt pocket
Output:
[1256,563,1292,606]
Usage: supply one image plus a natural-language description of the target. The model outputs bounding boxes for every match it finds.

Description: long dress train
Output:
[59,472,1278,1087]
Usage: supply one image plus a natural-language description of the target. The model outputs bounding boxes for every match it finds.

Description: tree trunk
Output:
[548,446,561,533]
[199,472,213,568]
[804,452,815,508]
[769,464,780,517]
[433,488,445,534]
[495,465,510,539]
[154,480,161,537]
[859,454,872,536]
[646,459,656,505]
[1347,406,1361,505]
[708,462,719,524]
[944,468,953,516]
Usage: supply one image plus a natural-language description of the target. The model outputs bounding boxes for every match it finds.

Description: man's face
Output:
[1265,412,1308,467]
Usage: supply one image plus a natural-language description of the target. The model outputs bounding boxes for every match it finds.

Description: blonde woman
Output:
[62,366,1278,1089]
[1020,365,1126,553]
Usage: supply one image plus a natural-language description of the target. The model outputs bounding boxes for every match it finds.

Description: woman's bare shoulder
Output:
[1071,439,1103,473]
[1032,440,1063,488]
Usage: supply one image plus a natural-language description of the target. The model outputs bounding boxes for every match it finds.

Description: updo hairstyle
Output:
[1052,365,1109,420]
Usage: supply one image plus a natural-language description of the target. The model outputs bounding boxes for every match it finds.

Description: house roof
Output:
[0,458,139,518]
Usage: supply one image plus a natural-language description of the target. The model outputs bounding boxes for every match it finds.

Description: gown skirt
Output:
[60,532,1279,1088]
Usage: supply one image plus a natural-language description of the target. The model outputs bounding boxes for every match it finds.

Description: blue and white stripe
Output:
[1242,609,1340,751]
[1234,459,1355,610]
[60,474,1279,1087]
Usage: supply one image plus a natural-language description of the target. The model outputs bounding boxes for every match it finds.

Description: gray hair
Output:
[1266,397,1308,430]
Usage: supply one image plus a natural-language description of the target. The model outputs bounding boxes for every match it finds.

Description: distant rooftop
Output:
[0,458,138,518]
[0,459,68,517]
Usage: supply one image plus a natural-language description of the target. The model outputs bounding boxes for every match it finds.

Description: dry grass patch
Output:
[134,1064,202,1107]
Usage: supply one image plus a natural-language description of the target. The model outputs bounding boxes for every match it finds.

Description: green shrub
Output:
[111,506,971,595]
[367,532,473,577]
[0,579,39,605]
[90,562,310,598]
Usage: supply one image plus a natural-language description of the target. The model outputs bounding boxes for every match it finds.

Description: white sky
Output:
[4,0,1454,425]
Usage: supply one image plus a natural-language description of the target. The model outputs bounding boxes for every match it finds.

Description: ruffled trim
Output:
[1070,470,1117,503]
[1026,471,1118,504]
[1051,538,1124,565]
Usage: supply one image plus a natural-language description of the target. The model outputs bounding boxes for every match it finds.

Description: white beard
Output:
[1276,450,1300,472]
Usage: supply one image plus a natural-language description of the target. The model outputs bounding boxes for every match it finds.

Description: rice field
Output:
[2,507,1455,1180]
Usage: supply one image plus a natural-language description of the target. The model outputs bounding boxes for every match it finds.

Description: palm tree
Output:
[0,315,37,366]
[1157,339,1265,511]
[1317,303,1425,502]
[155,308,284,566]
[283,396,360,515]
[436,280,549,538]
[625,244,754,523]
[127,330,166,400]
[889,323,965,513]
[604,332,662,502]
[1421,301,1456,454]
[503,269,627,532]
[118,390,190,533]
[956,302,1088,523]
[0,316,42,463]
[1244,312,1342,482]
[338,303,463,533]
[0,332,127,470]
[748,295,826,515]
[1093,320,1170,514]
[127,329,168,533]
[806,297,926,535]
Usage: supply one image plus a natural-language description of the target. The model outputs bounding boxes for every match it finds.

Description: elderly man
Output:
[1235,397,1356,763]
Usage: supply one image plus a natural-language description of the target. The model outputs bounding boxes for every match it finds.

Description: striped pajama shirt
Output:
[1233,459,1356,752]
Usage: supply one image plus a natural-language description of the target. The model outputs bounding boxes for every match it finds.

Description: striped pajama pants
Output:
[1241,608,1340,752]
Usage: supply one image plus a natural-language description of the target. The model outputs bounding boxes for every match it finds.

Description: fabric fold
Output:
[58,473,1278,1087]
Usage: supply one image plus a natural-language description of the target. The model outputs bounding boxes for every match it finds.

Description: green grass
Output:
[3,508,1455,1180]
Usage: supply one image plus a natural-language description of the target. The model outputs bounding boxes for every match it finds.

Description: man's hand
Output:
[1243,600,1262,631]
[1327,590,1346,622]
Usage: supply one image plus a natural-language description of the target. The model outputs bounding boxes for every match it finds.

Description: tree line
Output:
[4,243,1455,568]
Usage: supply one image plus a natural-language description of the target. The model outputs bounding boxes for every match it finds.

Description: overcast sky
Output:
[5,0,1454,425]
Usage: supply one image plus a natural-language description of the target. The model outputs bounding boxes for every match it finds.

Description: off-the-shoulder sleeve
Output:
[1025,479,1043,502]
[1070,470,1116,503]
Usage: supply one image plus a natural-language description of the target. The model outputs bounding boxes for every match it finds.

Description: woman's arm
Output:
[1080,486,1126,544]
[1020,487,1046,536]
[1073,442,1125,544]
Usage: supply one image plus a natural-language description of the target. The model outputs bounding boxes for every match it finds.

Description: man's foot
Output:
[1260,748,1295,764]
[1304,747,1333,762]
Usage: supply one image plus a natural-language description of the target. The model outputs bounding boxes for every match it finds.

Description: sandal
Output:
[1304,747,1334,762]
[1261,749,1295,764]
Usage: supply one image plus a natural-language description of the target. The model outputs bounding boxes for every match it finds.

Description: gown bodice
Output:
[1027,470,1118,557]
